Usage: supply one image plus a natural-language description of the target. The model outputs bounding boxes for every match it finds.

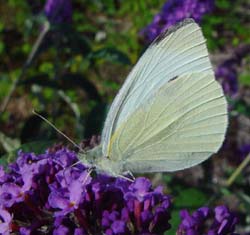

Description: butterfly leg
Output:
[62,160,91,185]
[117,174,134,182]
[82,166,96,185]
[121,170,135,182]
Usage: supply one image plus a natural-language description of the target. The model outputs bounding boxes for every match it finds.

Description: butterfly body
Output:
[79,145,124,176]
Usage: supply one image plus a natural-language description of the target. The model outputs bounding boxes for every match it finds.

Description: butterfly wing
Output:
[108,72,227,172]
[102,19,214,158]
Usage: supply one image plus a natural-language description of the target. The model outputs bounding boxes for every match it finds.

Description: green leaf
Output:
[0,132,20,153]
[20,73,101,102]
[174,187,209,208]
[0,152,16,167]
[220,187,232,196]
[17,140,55,154]
[239,74,250,86]
[0,41,5,54]
[39,62,54,75]
[52,24,92,55]
[162,174,173,184]
[167,210,180,235]
[232,100,250,116]
[0,21,4,32]
[216,0,231,9]
[89,47,131,65]
[236,191,250,212]
[60,74,102,102]
[167,187,209,234]
[0,75,11,100]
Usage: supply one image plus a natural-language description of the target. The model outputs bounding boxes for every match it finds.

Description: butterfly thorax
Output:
[78,145,123,176]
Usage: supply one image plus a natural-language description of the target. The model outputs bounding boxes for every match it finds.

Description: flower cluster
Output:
[141,0,214,43]
[215,44,250,96]
[177,205,239,235]
[44,0,72,24]
[0,148,171,235]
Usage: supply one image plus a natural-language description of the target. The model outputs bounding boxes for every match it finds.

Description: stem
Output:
[226,153,250,187]
[0,21,50,113]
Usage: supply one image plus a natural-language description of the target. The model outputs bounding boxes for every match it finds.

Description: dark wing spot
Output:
[153,18,195,45]
[168,76,178,83]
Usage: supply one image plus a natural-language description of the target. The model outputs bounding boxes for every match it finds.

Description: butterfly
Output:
[79,18,228,177]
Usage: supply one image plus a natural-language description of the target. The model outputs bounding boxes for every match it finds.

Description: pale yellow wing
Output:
[109,72,227,172]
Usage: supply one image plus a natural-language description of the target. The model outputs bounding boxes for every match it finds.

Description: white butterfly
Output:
[80,18,228,176]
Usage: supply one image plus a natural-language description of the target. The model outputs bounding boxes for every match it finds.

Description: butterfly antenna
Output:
[32,110,84,153]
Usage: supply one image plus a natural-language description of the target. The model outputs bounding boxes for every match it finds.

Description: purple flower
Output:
[53,225,70,235]
[142,0,214,43]
[0,183,28,207]
[123,178,171,234]
[0,209,12,235]
[0,166,7,183]
[215,59,238,96]
[0,147,172,235]
[215,44,250,97]
[111,220,127,235]
[74,228,86,235]
[177,205,239,235]
[239,145,250,160]
[44,0,72,24]
[0,145,243,235]
[212,206,239,234]
[48,170,91,216]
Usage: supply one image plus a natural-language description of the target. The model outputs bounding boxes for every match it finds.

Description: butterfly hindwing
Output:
[110,72,227,172]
